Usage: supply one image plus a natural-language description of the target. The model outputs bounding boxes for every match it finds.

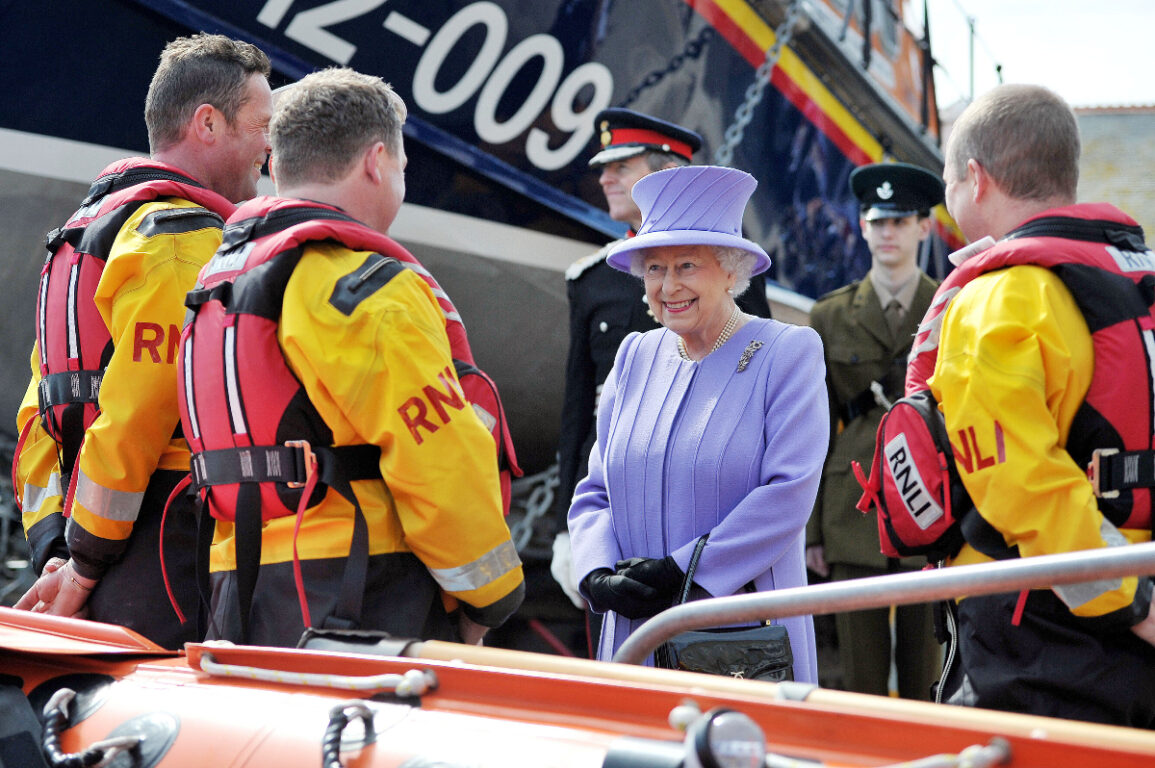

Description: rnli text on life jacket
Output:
[133,322,180,363]
[884,433,945,531]
[398,365,468,444]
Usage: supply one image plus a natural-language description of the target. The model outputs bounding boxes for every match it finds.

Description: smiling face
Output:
[214,73,273,203]
[598,154,652,230]
[641,244,737,356]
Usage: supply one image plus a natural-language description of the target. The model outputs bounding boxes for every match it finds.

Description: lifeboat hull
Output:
[3,607,1155,768]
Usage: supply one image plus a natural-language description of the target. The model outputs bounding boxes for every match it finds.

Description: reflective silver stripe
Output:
[400,260,434,281]
[75,469,145,522]
[23,472,63,515]
[1053,520,1128,610]
[428,539,522,593]
[397,263,464,325]
[1144,329,1155,436]
[224,326,247,436]
[182,335,200,441]
[37,273,50,368]
[67,262,80,359]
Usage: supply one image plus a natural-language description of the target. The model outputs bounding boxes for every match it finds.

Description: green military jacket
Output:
[806,271,938,570]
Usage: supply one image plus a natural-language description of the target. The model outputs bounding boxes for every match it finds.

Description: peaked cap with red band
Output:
[588,107,702,168]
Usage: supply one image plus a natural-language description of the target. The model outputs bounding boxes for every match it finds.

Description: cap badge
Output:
[600,122,611,148]
[876,181,894,200]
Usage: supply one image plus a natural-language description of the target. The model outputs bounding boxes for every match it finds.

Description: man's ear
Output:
[968,158,989,202]
[268,154,278,187]
[190,103,218,144]
[363,142,385,184]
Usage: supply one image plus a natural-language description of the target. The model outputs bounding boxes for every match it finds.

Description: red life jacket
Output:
[27,158,233,485]
[175,196,520,636]
[179,196,520,515]
[860,204,1155,559]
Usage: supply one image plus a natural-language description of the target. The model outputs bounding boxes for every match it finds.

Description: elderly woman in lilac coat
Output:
[567,165,829,682]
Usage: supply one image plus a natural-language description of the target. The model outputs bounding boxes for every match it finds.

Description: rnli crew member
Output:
[551,108,771,652]
[13,34,273,648]
[924,84,1155,726]
[805,162,944,699]
[188,68,524,648]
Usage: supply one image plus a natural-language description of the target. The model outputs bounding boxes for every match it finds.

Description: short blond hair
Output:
[270,68,407,187]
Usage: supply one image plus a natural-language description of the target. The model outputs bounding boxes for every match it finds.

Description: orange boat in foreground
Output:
[5,545,1155,768]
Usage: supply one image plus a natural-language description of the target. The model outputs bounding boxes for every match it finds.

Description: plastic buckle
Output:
[1088,448,1120,499]
[285,440,316,489]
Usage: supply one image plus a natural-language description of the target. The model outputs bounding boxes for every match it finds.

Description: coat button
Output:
[599,321,608,332]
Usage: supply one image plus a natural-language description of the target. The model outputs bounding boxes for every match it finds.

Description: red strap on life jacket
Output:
[161,474,195,624]
[1011,589,1029,626]
[291,467,321,629]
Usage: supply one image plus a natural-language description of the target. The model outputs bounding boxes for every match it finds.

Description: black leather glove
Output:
[616,556,683,604]
[582,568,665,620]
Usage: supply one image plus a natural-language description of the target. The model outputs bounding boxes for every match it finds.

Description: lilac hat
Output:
[606,165,770,275]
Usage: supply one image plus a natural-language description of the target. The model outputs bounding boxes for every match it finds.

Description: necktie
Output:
[885,299,905,338]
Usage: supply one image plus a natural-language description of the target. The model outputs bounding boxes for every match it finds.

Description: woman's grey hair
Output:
[629,245,755,296]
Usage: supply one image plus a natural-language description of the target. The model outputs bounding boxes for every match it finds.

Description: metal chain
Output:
[508,463,558,552]
[714,0,805,166]
[619,26,715,108]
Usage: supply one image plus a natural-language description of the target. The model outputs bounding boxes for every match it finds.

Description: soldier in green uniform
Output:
[806,162,945,699]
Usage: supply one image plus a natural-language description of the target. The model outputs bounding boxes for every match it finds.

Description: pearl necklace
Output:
[677,305,742,361]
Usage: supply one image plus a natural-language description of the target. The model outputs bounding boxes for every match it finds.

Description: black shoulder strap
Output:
[221,205,357,251]
[136,208,225,238]
[82,165,208,206]
[1006,216,1147,251]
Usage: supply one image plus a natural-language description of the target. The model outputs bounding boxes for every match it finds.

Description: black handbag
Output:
[654,535,794,682]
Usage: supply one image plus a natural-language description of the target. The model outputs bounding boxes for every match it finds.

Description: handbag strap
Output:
[676,533,757,605]
[677,534,710,605]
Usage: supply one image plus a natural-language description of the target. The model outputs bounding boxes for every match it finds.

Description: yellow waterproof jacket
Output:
[930,264,1150,620]
[206,240,523,624]
[16,199,224,578]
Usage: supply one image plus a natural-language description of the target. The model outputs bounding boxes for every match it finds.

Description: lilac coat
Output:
[569,317,828,682]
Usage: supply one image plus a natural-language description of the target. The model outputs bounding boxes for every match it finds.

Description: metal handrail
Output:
[614,541,1155,665]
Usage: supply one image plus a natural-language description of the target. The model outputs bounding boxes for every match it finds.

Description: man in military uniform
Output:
[550,108,771,655]
[806,161,944,699]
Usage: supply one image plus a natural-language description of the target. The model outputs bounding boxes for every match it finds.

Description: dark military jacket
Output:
[554,243,772,528]
[806,271,938,569]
